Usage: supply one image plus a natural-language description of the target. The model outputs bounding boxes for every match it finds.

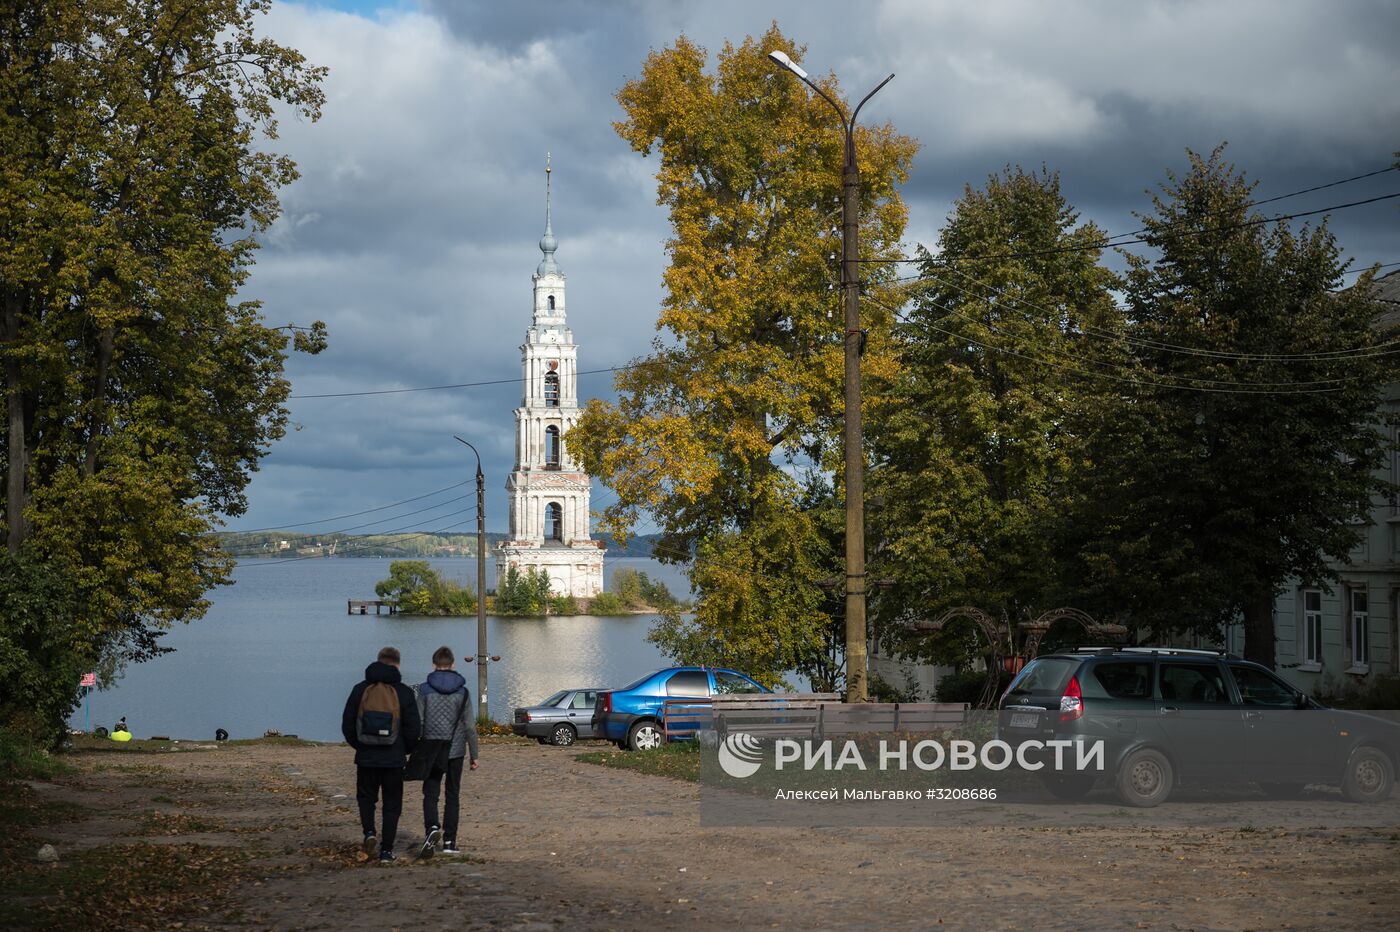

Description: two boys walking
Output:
[341,645,479,863]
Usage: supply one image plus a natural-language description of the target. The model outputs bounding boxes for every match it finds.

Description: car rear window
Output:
[1090,661,1152,699]
[1005,657,1076,696]
[538,690,568,707]
[666,670,710,697]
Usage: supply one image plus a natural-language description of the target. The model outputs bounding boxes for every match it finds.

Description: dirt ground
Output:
[16,738,1400,930]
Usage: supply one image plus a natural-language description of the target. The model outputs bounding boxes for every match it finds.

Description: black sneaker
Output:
[420,826,442,860]
[441,840,461,855]
[378,849,397,863]
[362,833,379,859]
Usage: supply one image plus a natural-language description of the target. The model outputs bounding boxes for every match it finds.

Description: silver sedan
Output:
[511,688,602,746]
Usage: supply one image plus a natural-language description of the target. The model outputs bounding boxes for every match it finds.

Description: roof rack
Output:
[1070,646,1240,659]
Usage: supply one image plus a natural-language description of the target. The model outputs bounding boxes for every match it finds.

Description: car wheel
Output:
[627,720,663,752]
[1116,748,1173,808]
[1342,746,1395,804]
[551,723,577,747]
[1041,772,1096,800]
[1257,782,1307,799]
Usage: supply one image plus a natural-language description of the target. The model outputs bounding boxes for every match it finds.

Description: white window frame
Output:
[1302,589,1323,667]
[1350,589,1369,670]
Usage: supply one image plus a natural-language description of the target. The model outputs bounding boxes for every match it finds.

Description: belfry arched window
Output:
[545,502,563,541]
[544,371,560,407]
[545,425,561,467]
[547,294,556,310]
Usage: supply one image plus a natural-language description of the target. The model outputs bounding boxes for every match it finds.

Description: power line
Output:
[866,294,1344,395]
[912,279,1383,389]
[227,480,470,533]
[231,485,623,566]
[913,265,1400,365]
[1251,165,1398,208]
[876,190,1400,266]
[220,493,476,556]
[231,507,479,565]
[287,365,635,400]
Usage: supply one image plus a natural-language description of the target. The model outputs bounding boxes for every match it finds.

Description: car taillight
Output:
[598,692,611,713]
[525,713,532,722]
[1059,675,1083,722]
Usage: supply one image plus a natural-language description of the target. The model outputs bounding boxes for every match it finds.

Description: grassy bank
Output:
[575,740,699,782]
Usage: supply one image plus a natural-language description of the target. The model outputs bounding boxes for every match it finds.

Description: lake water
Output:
[69,557,684,742]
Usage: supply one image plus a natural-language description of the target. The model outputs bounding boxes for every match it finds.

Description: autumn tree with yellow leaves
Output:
[570,26,916,686]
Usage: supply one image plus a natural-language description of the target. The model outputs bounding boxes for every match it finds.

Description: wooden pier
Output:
[347,600,397,616]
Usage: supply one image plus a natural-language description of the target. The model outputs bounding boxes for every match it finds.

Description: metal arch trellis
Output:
[911,606,1010,710]
[909,606,1129,709]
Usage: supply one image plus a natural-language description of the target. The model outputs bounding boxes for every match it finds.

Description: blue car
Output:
[592,667,769,751]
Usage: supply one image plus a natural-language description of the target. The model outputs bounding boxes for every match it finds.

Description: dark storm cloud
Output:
[232,0,1400,533]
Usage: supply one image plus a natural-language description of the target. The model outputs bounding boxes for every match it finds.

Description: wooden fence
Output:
[661,693,968,742]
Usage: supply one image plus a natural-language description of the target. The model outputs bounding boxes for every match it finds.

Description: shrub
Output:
[548,594,580,615]
[587,591,628,615]
[869,670,925,702]
[1316,675,1400,710]
[934,667,1012,705]
[0,551,91,748]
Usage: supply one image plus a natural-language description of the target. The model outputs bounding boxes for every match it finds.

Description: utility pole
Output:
[770,51,893,703]
[454,436,489,721]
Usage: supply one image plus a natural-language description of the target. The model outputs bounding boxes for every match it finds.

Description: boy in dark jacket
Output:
[342,646,421,862]
[414,646,479,858]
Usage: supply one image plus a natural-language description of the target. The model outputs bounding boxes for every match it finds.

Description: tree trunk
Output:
[4,291,27,552]
[83,325,115,477]
[1241,591,1277,669]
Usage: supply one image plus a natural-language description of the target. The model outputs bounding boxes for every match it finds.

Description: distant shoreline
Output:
[215,530,674,560]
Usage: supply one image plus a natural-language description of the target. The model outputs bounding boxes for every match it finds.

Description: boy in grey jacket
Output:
[414,646,479,857]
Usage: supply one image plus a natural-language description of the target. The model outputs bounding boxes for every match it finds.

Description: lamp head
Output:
[768,50,807,80]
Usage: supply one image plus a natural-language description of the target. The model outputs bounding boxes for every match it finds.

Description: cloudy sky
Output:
[230,0,1400,538]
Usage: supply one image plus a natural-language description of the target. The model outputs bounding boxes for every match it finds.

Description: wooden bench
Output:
[714,700,969,742]
[661,693,843,742]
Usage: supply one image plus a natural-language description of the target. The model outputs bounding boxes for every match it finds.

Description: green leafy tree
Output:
[1070,147,1398,666]
[867,167,1123,666]
[374,560,476,616]
[611,567,678,609]
[0,0,325,739]
[495,566,551,616]
[570,26,917,684]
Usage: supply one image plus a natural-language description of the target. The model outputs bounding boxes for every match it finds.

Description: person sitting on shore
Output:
[413,646,479,858]
[342,646,421,864]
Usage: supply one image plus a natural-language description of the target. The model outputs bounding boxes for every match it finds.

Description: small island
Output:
[370,561,681,618]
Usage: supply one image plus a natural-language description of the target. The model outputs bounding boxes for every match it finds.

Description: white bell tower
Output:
[497,156,605,600]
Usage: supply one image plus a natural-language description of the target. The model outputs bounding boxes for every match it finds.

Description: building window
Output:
[1351,589,1369,667]
[1303,589,1323,665]
[544,371,559,407]
[547,294,555,310]
[545,502,563,541]
[545,425,560,467]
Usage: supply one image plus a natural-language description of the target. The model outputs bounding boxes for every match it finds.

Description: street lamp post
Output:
[453,436,489,721]
[769,50,893,703]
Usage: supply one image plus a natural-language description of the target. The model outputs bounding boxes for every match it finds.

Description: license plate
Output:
[1009,712,1039,729]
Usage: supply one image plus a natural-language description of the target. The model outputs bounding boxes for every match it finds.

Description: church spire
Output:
[537,153,560,276]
